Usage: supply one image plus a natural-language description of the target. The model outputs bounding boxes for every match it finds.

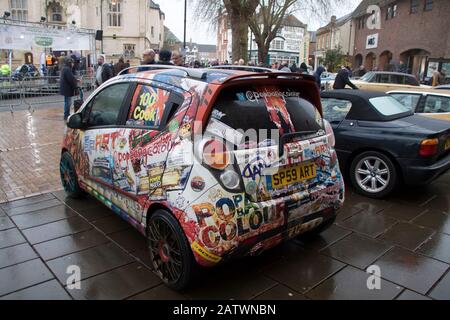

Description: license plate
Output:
[269,162,317,189]
[446,138,450,150]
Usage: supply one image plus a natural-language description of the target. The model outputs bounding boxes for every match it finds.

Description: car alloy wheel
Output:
[355,156,390,194]
[147,210,196,290]
[60,152,84,198]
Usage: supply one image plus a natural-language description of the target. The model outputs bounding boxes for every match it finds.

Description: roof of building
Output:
[164,26,181,44]
[149,0,165,16]
[187,43,217,53]
[283,15,307,28]
[316,12,353,35]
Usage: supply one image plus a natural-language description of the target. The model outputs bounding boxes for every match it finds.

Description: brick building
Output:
[315,13,355,68]
[352,0,450,80]
[0,0,165,67]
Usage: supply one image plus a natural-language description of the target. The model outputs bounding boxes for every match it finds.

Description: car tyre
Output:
[60,152,84,198]
[350,151,397,198]
[147,209,198,291]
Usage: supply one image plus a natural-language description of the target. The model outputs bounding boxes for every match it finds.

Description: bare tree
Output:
[193,0,347,64]
[249,0,343,65]
[193,0,259,62]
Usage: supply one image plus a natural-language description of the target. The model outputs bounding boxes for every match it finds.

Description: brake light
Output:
[419,139,439,157]
[202,139,230,170]
[324,120,335,148]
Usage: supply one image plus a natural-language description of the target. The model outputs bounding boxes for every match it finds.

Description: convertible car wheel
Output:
[60,152,84,198]
[147,210,196,291]
[350,151,397,198]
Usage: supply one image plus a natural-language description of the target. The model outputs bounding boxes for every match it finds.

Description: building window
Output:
[123,44,135,58]
[108,0,122,27]
[51,3,63,22]
[271,39,284,50]
[10,0,28,21]
[424,0,433,11]
[386,4,398,20]
[151,26,154,37]
[410,0,419,13]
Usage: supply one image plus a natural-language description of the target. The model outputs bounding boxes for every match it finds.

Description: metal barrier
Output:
[0,75,96,113]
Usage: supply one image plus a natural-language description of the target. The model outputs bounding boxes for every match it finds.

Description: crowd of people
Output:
[59,47,448,121]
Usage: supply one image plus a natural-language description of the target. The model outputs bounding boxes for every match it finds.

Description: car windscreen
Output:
[360,72,374,82]
[211,84,324,144]
[369,96,413,116]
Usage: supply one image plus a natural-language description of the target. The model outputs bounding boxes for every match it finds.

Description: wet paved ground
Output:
[0,173,449,300]
[0,107,450,300]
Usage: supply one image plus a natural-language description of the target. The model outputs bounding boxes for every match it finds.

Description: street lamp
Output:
[183,0,187,52]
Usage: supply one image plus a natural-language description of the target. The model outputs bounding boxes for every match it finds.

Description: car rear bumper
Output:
[401,153,450,185]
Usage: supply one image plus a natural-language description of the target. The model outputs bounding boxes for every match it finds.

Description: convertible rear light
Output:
[324,120,335,148]
[419,139,439,157]
[202,139,230,170]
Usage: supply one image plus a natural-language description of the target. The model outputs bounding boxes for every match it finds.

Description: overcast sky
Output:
[158,0,362,45]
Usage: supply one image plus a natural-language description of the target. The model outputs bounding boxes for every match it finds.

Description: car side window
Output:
[379,74,390,83]
[389,74,402,84]
[87,83,129,127]
[321,98,352,123]
[405,76,419,86]
[126,84,174,128]
[390,93,421,111]
[423,96,450,113]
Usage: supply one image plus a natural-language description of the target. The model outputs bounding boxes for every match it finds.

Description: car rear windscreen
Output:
[211,85,324,142]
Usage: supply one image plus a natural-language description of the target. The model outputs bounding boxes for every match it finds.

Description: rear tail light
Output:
[202,139,230,170]
[324,120,335,148]
[419,138,439,157]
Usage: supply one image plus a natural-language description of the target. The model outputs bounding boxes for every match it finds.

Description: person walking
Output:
[314,65,326,90]
[158,50,173,65]
[333,66,358,90]
[95,54,113,87]
[432,69,446,87]
[299,62,309,74]
[279,61,291,72]
[172,51,184,66]
[137,49,156,72]
[355,65,366,77]
[114,57,127,75]
[59,58,78,121]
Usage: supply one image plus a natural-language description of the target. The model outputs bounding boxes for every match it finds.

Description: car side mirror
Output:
[67,113,84,129]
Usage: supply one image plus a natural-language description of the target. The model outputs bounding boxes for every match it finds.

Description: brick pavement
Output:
[0,173,448,300]
[0,107,64,203]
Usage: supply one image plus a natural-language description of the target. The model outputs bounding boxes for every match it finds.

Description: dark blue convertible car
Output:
[321,90,450,198]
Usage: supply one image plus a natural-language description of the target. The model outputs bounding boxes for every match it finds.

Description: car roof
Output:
[321,89,387,100]
[116,65,317,86]
[387,90,450,97]
[365,71,416,77]
[321,90,412,121]
[209,65,274,73]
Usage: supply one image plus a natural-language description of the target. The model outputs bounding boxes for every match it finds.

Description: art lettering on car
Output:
[127,85,169,127]
[60,68,347,290]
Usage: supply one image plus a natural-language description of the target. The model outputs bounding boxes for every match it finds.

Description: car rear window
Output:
[210,84,323,144]
[369,96,412,116]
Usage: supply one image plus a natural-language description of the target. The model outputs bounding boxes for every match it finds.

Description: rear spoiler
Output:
[219,72,317,84]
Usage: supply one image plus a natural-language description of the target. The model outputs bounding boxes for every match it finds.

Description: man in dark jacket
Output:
[158,50,173,65]
[314,66,326,90]
[95,54,114,87]
[114,57,127,75]
[59,58,78,120]
[333,66,358,90]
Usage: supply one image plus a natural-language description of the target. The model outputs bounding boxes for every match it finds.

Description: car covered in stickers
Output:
[60,65,345,290]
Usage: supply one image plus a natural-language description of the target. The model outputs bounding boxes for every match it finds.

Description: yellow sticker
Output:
[191,241,222,264]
